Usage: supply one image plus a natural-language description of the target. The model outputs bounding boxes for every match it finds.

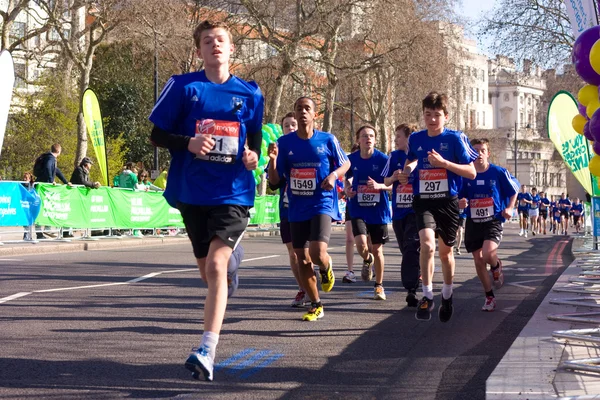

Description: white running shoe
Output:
[524,231,528,238]
[482,296,496,312]
[518,229,524,236]
[342,270,357,283]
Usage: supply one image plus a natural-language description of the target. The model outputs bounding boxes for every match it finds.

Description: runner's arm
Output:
[442,160,476,180]
[150,125,190,150]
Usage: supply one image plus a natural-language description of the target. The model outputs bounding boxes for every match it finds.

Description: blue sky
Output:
[454,0,497,54]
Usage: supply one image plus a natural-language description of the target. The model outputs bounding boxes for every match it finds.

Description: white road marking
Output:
[0,253,282,304]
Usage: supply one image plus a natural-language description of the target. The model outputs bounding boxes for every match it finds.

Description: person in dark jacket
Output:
[34,143,70,184]
[70,157,100,188]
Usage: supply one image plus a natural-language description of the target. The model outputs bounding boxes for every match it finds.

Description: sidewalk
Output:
[487,235,600,399]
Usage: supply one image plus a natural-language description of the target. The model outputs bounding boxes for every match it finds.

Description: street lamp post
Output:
[514,121,518,181]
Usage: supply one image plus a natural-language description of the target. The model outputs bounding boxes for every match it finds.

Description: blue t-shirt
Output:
[458,164,519,223]
[540,197,550,210]
[571,203,584,216]
[406,128,478,199]
[530,194,540,209]
[276,130,349,222]
[551,202,562,220]
[148,70,264,207]
[559,198,572,211]
[346,150,391,225]
[517,192,532,210]
[382,149,414,220]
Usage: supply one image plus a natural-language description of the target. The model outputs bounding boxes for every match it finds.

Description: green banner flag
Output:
[82,89,108,186]
[249,195,280,225]
[547,91,596,195]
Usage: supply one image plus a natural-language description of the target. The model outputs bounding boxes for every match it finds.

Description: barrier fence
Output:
[0,182,284,242]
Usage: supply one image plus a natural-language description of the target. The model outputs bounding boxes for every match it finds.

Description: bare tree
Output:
[0,0,51,52]
[477,0,573,67]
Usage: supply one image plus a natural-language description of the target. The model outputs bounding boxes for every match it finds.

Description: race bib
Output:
[574,209,581,216]
[419,169,448,198]
[396,184,413,208]
[357,185,380,206]
[195,119,240,164]
[290,168,316,196]
[470,197,494,222]
[554,211,561,218]
[519,199,527,207]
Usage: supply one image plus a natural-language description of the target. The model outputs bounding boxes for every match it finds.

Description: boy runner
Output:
[551,196,561,234]
[399,92,478,322]
[383,123,421,307]
[270,97,350,321]
[268,113,312,307]
[538,191,550,234]
[529,187,540,236]
[517,185,532,237]
[571,197,584,234]
[458,138,518,311]
[345,125,392,300]
[149,20,264,381]
[558,193,572,235]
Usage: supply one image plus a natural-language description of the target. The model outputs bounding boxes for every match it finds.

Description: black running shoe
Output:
[415,297,434,321]
[438,295,453,323]
[406,290,419,307]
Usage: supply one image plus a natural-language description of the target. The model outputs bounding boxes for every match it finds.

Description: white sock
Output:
[442,283,453,299]
[201,331,219,360]
[422,283,433,300]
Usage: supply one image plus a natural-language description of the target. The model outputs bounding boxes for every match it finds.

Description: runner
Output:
[271,96,350,321]
[458,138,518,312]
[345,125,391,299]
[343,143,360,284]
[551,196,561,234]
[571,197,584,234]
[558,192,572,235]
[383,123,421,307]
[528,187,540,236]
[267,112,311,307]
[517,185,532,237]
[399,91,478,322]
[149,20,264,381]
[538,191,550,235]
[455,207,466,255]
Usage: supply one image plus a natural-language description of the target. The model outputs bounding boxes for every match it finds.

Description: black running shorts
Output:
[351,218,389,245]
[177,203,249,259]
[280,218,292,244]
[290,214,332,249]
[540,210,548,219]
[518,208,529,218]
[413,197,460,247]
[464,218,503,253]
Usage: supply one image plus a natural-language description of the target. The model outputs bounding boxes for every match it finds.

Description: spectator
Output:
[136,170,163,191]
[34,143,70,185]
[21,171,35,240]
[70,157,101,189]
[118,162,138,189]
[153,167,168,190]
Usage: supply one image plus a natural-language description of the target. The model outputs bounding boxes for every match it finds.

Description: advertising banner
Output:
[564,0,599,38]
[0,182,41,227]
[0,50,15,158]
[82,89,109,186]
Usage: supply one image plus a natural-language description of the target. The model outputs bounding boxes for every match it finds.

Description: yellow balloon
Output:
[572,114,587,134]
[590,154,600,177]
[591,40,600,75]
[587,99,600,119]
[579,84,599,107]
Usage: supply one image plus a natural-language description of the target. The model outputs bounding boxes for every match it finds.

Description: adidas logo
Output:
[288,151,293,155]
[353,167,358,170]
[191,95,198,102]
[417,146,423,151]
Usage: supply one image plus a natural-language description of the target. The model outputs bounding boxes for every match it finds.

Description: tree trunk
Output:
[322,71,337,133]
[267,72,289,124]
[75,63,92,166]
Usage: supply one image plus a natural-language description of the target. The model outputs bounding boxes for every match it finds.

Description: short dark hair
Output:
[422,92,449,115]
[355,124,377,142]
[280,112,295,126]
[470,138,489,146]
[395,123,418,138]
[294,96,316,110]
[193,20,232,49]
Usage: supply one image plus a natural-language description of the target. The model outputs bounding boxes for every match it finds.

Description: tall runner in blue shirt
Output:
[399,92,478,322]
[345,125,391,300]
[517,185,532,237]
[529,187,540,236]
[149,21,264,382]
[383,123,421,307]
[270,97,350,321]
[538,191,550,234]
[458,139,518,312]
[267,113,311,307]
[558,192,572,235]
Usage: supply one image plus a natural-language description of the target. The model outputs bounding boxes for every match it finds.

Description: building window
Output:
[476,89,479,103]
[543,173,548,186]
[482,90,485,103]
[535,172,540,186]
[476,112,480,126]
[520,112,524,124]
[472,88,475,102]
[528,113,532,126]
[528,97,531,106]
[504,93,509,102]
[14,63,26,89]
[550,173,555,187]
[520,96,524,104]
[482,111,486,126]
[10,22,26,40]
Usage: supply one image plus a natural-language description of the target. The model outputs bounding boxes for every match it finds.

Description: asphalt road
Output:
[0,223,573,400]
